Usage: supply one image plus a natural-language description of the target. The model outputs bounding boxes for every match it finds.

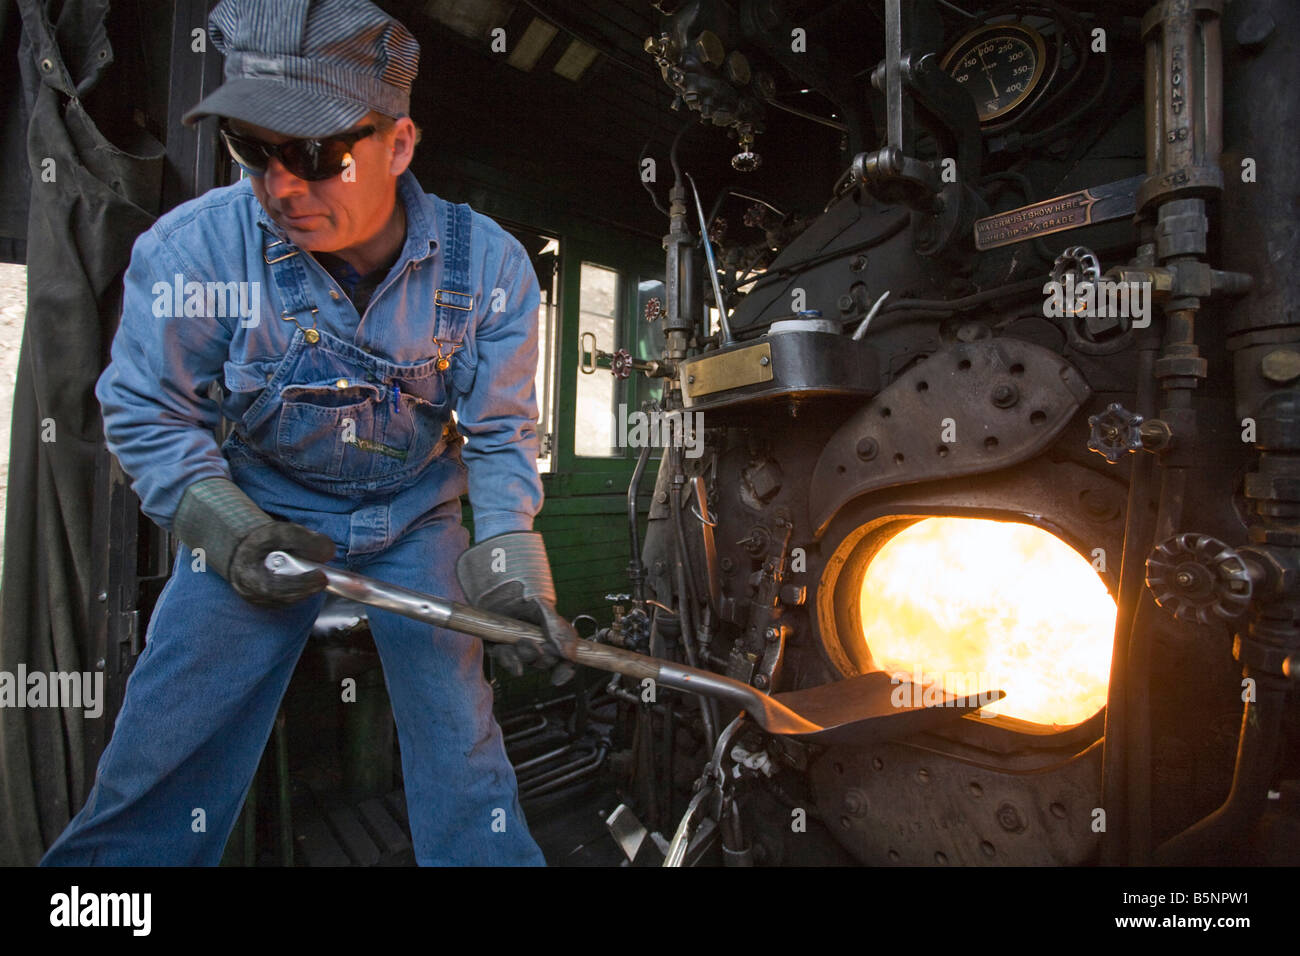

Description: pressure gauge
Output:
[941,22,1048,123]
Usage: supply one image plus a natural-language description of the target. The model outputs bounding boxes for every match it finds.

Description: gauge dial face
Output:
[941,23,1048,123]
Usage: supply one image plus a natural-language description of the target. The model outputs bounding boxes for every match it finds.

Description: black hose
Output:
[1023,42,1113,147]
[670,119,692,189]
[637,140,669,218]
[818,275,1052,339]
[873,275,1050,314]
[746,213,910,289]
[706,188,787,233]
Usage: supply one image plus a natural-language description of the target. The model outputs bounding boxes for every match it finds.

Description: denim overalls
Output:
[232,207,470,503]
[43,175,547,865]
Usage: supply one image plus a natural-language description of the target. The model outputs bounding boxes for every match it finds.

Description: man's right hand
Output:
[228,520,335,606]
[173,477,335,607]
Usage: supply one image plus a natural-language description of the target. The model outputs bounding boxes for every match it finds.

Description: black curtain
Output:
[0,0,164,865]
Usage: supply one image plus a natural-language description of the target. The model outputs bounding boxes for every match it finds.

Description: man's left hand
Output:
[456,532,578,685]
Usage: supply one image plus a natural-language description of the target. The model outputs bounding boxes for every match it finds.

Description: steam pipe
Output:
[627,440,652,604]
[671,478,704,633]
[638,701,659,829]
[1154,670,1287,864]
[1124,594,1155,864]
[672,467,717,751]
[1217,0,1300,866]
[1114,0,1227,864]
[1100,341,1159,865]
[706,187,785,233]
[662,119,697,366]
[686,173,734,345]
[664,698,676,825]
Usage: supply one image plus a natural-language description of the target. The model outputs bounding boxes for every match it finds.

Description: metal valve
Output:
[1051,246,1102,315]
[732,126,760,172]
[580,331,668,379]
[611,348,634,380]
[1145,533,1253,624]
[1087,402,1144,463]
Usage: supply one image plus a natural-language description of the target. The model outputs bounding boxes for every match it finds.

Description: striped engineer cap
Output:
[183,0,420,138]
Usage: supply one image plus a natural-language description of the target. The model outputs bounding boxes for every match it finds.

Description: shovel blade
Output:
[774,672,1005,746]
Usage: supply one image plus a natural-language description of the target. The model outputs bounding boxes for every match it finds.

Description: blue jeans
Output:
[40,487,545,866]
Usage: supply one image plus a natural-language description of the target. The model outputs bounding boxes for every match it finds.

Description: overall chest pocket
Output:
[275,372,452,481]
[277,381,385,477]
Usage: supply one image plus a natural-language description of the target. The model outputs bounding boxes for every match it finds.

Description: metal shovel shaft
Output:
[264,552,821,736]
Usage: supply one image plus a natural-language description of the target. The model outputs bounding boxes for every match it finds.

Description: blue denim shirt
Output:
[95,170,543,546]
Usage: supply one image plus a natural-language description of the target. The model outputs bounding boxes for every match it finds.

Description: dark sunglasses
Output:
[219,122,377,182]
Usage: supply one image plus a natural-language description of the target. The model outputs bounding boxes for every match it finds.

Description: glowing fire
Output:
[858,517,1115,727]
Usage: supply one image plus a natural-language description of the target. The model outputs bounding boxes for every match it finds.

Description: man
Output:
[41,0,574,866]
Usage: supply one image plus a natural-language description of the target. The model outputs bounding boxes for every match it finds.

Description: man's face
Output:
[233,112,416,254]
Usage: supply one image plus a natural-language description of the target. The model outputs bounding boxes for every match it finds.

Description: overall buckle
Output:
[434,289,473,311]
[263,239,300,264]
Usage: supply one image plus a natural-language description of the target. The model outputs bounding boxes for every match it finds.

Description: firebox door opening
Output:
[843,516,1116,730]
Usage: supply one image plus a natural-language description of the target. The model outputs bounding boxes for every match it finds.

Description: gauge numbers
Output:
[941,23,1048,123]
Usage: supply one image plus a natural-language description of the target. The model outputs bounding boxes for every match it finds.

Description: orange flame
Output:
[858,517,1115,727]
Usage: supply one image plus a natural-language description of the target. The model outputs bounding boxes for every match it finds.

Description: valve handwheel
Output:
[1087,402,1144,463]
[1051,246,1102,314]
[611,348,634,380]
[1145,533,1253,624]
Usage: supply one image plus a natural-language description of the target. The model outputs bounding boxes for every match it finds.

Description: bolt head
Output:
[992,384,1019,408]
[1261,349,1300,384]
[996,803,1026,832]
[1237,12,1276,50]
[843,789,868,815]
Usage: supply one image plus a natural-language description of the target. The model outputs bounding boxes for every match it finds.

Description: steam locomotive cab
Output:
[590,0,1298,867]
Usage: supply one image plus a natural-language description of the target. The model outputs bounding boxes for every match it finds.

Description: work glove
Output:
[456,531,578,686]
[172,477,336,607]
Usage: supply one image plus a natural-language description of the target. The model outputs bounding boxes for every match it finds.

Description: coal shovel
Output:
[266,552,1003,746]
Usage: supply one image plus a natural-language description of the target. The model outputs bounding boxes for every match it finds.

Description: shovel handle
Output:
[264,551,661,682]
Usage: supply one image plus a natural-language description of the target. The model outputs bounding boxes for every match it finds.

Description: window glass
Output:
[576,262,621,457]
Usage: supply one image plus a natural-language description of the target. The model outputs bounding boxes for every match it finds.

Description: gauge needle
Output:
[977,48,999,98]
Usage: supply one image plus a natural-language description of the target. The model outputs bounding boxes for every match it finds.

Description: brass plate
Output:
[973,175,1143,251]
[682,343,773,398]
